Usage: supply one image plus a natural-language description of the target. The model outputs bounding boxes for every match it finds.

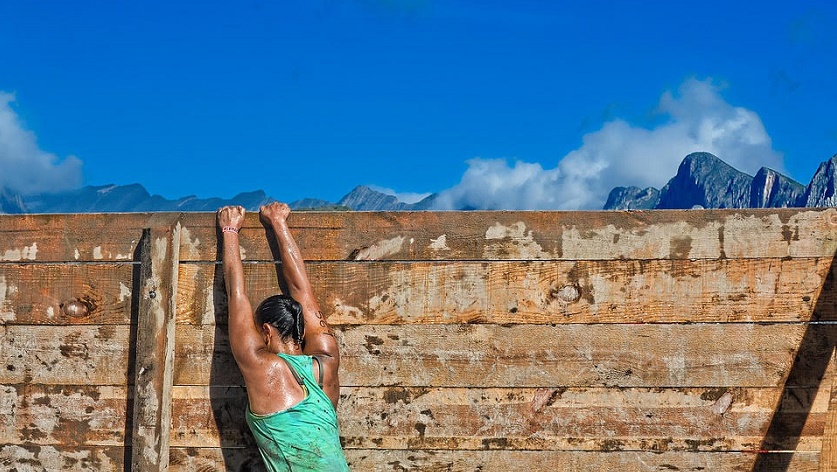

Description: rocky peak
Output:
[656,152,753,209]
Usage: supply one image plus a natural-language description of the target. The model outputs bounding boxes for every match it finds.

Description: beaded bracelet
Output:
[222,226,239,234]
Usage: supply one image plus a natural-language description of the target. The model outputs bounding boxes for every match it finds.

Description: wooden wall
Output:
[2,208,837,471]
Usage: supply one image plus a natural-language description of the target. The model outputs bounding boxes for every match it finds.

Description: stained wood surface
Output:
[0,263,135,325]
[131,223,180,471]
[166,385,828,451]
[167,448,822,472]
[0,213,166,262]
[4,209,837,263]
[1,325,131,385]
[175,258,834,326]
[174,323,816,388]
[0,445,126,471]
[0,385,128,446]
[2,209,837,471]
[174,208,837,261]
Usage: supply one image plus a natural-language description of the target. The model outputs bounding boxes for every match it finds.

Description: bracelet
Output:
[222,226,239,234]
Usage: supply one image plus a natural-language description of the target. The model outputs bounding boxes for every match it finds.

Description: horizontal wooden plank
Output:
[176,257,833,326]
[0,326,131,385]
[0,384,127,446]
[174,324,813,388]
[0,264,135,325]
[168,447,821,472]
[0,445,126,471]
[176,208,837,261]
[168,385,827,452]
[3,322,822,389]
[0,213,173,262]
[4,209,837,263]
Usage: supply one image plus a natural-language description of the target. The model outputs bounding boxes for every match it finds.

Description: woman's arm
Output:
[217,206,263,370]
[260,202,341,405]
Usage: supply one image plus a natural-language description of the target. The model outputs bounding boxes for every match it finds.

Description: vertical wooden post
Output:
[131,217,181,471]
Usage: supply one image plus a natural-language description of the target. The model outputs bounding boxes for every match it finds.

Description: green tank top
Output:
[245,353,350,471]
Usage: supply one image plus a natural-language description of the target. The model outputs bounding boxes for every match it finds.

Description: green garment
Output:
[245,353,350,472]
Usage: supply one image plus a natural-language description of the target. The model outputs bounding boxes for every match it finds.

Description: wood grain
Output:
[167,447,821,472]
[175,257,834,326]
[167,385,828,452]
[174,323,813,388]
[0,263,135,325]
[0,213,168,262]
[0,325,131,385]
[0,384,127,446]
[176,208,837,261]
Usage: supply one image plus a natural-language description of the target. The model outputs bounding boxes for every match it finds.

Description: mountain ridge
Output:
[2,152,836,213]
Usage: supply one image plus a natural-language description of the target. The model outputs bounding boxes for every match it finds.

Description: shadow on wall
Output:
[752,253,837,471]
[211,229,266,472]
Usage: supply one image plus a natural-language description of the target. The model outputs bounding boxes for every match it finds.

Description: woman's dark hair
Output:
[255,294,304,345]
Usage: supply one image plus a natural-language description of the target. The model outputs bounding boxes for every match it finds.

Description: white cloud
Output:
[0,92,82,195]
[431,78,784,210]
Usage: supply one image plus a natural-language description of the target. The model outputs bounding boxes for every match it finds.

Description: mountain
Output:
[336,185,436,211]
[0,187,26,214]
[799,154,837,207]
[656,152,753,209]
[606,152,805,211]
[2,152,835,213]
[19,184,275,213]
[749,167,805,208]
[604,186,660,210]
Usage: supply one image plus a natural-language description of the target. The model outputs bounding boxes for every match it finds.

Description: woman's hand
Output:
[217,206,246,232]
[259,202,291,227]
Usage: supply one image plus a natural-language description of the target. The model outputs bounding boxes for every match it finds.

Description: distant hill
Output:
[2,152,837,213]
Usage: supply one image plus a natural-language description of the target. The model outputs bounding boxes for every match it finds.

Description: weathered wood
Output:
[819,352,837,471]
[176,257,834,326]
[0,325,130,385]
[175,324,814,388]
[0,213,168,262]
[167,385,827,452]
[167,447,821,472]
[175,208,837,261]
[131,221,181,471]
[0,264,135,325]
[0,445,125,471]
[3,209,836,263]
[0,384,127,446]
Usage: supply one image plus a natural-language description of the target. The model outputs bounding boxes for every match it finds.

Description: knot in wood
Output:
[61,299,90,318]
[551,284,581,304]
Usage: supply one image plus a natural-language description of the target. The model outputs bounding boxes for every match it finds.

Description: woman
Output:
[217,202,349,471]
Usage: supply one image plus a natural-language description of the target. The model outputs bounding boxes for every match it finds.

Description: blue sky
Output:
[1,0,835,209]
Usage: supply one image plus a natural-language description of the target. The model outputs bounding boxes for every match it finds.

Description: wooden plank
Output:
[131,221,181,471]
[3,321,815,389]
[0,325,131,385]
[819,352,837,471]
[0,263,135,325]
[176,208,837,261]
[167,447,821,472]
[2,208,837,262]
[176,257,833,326]
[168,385,827,452]
[0,445,125,471]
[0,384,127,446]
[174,323,813,388]
[0,213,164,262]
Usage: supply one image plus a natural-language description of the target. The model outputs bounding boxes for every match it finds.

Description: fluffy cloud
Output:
[431,78,784,210]
[0,92,82,195]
